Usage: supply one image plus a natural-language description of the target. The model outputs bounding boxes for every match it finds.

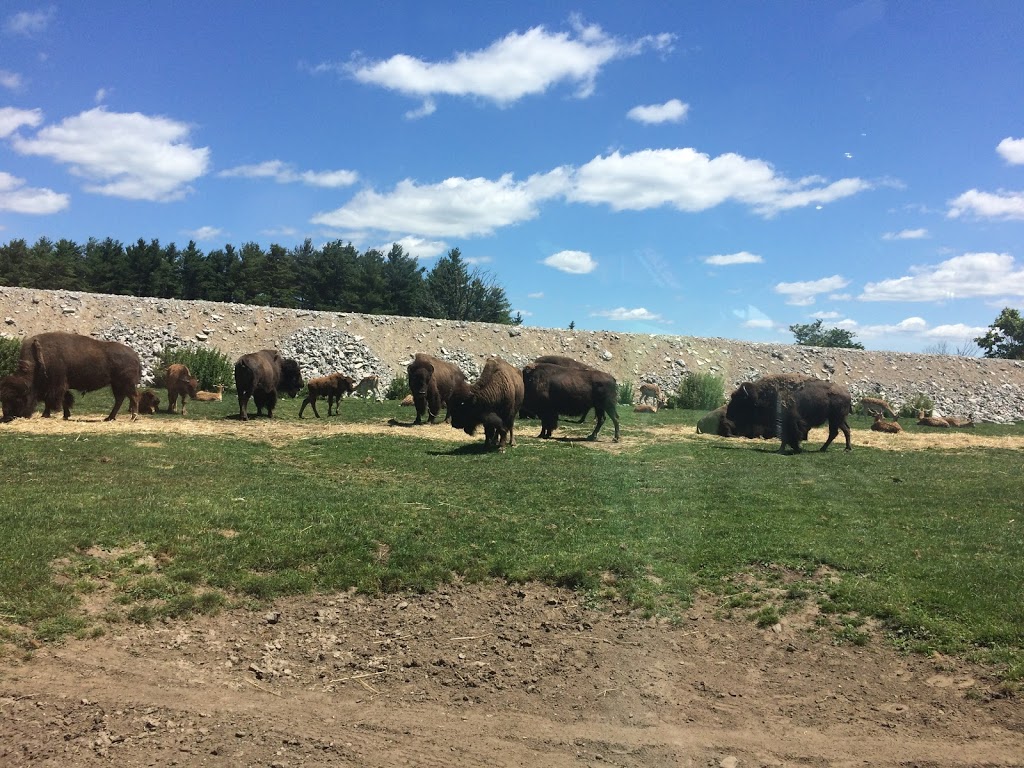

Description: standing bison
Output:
[0,331,141,422]
[299,373,356,418]
[448,357,524,451]
[165,363,199,416]
[521,362,620,442]
[406,353,467,425]
[719,374,852,454]
[234,350,303,421]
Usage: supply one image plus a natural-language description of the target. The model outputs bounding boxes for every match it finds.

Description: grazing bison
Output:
[234,350,303,421]
[299,373,356,418]
[0,331,141,422]
[719,374,852,454]
[406,353,466,425]
[165,363,199,416]
[137,389,161,415]
[521,362,620,442]
[448,357,524,451]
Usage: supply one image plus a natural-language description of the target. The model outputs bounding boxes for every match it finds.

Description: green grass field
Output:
[1,390,1022,680]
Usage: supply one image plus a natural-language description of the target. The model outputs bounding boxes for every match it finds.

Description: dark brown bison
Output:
[448,357,525,451]
[521,362,620,442]
[299,373,356,418]
[0,331,141,422]
[526,355,596,423]
[165,363,198,416]
[719,374,852,454]
[137,389,161,415]
[406,353,466,425]
[234,350,303,421]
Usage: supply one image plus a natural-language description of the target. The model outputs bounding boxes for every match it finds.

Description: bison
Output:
[448,357,524,451]
[0,331,141,422]
[407,353,466,425]
[521,362,620,442]
[299,373,356,418]
[137,389,161,415]
[165,363,198,416]
[696,405,727,434]
[719,374,852,454]
[234,349,303,421]
[526,355,596,423]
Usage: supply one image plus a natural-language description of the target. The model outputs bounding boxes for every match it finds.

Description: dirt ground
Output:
[2,416,1023,767]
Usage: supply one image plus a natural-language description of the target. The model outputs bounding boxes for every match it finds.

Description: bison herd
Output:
[12,330,985,456]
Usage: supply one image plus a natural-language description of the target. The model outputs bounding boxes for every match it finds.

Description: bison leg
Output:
[105,394,127,421]
[820,418,852,452]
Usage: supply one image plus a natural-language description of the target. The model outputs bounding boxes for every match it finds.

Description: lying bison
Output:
[448,357,524,451]
[165,363,198,416]
[521,362,620,442]
[299,373,356,418]
[234,350,303,421]
[719,374,851,454]
[0,331,141,422]
[407,353,466,425]
[137,389,161,415]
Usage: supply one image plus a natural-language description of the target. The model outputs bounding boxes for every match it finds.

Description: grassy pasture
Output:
[1,390,1022,679]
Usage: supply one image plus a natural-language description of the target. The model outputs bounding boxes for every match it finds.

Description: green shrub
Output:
[157,346,234,391]
[0,336,21,378]
[900,393,935,419]
[385,375,410,400]
[677,372,725,410]
[617,381,634,405]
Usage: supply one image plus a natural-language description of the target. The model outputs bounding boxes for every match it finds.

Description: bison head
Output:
[447,383,479,435]
[0,373,36,422]
[408,361,434,397]
[279,359,304,398]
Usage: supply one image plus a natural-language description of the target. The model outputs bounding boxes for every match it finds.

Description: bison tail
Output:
[31,339,47,380]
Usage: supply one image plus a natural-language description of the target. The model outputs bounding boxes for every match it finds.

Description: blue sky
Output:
[1,2,1023,352]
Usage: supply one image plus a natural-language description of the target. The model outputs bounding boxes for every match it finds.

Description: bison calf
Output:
[137,389,161,415]
[165,363,199,416]
[299,373,356,418]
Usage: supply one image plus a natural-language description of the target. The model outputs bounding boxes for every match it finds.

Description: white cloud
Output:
[0,106,42,137]
[732,305,774,329]
[812,310,841,319]
[0,69,23,91]
[542,249,597,274]
[219,160,358,188]
[591,306,661,321]
[184,226,223,242]
[0,171,68,214]
[859,252,1024,301]
[835,316,986,343]
[947,189,1024,220]
[313,169,570,238]
[512,308,533,317]
[94,87,110,104]
[378,236,447,259]
[704,251,763,266]
[464,255,492,265]
[774,275,850,306]
[344,16,673,112]
[997,137,1024,165]
[882,228,928,240]
[12,107,209,202]
[627,98,688,125]
[527,291,544,299]
[569,148,869,216]
[6,8,55,36]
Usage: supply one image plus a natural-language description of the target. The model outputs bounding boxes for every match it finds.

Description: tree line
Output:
[0,237,517,324]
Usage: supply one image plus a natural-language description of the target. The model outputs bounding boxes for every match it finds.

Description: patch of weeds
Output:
[834,624,870,646]
[725,591,756,609]
[785,584,810,601]
[35,615,89,642]
[753,605,781,628]
[165,591,225,618]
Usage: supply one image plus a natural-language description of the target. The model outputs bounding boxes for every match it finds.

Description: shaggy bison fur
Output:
[234,349,303,421]
[299,373,356,418]
[165,363,198,416]
[0,331,141,422]
[521,362,620,442]
[719,374,852,454]
[407,353,467,425]
[137,389,161,415]
[448,357,525,451]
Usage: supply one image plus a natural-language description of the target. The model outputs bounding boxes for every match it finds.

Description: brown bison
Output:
[407,353,467,425]
[0,331,141,422]
[696,405,727,434]
[719,374,852,454]
[234,350,303,421]
[448,357,525,451]
[527,355,596,423]
[165,363,198,415]
[299,373,356,418]
[137,389,161,415]
[521,362,620,442]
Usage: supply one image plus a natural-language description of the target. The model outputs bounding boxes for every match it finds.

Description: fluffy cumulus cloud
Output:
[774,275,850,306]
[834,316,986,344]
[882,228,928,240]
[859,252,1024,301]
[591,307,661,321]
[379,236,448,260]
[947,189,1024,220]
[542,249,597,274]
[0,171,68,214]
[569,148,869,216]
[997,137,1024,165]
[184,226,224,242]
[219,160,357,188]
[5,8,55,36]
[627,98,688,125]
[343,16,673,113]
[704,251,763,266]
[313,169,570,238]
[12,108,210,202]
[0,106,42,137]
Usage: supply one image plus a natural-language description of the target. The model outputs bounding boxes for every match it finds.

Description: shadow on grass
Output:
[428,443,502,456]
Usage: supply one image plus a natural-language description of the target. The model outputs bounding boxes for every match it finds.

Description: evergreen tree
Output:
[180,241,206,300]
[0,239,30,286]
[425,248,471,319]
[381,243,427,317]
[85,237,129,295]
